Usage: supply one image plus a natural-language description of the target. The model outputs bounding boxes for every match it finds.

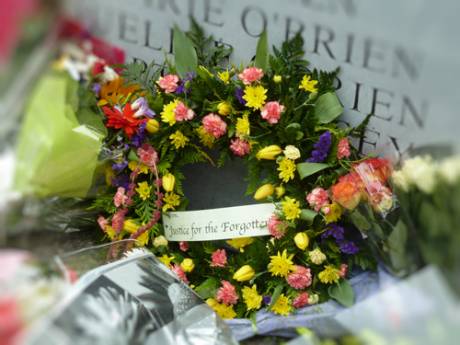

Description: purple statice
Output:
[112,160,128,172]
[263,296,272,305]
[112,174,130,190]
[175,72,195,95]
[321,223,345,241]
[307,131,332,163]
[132,97,155,118]
[92,83,101,96]
[131,122,147,148]
[338,240,359,255]
[235,87,246,105]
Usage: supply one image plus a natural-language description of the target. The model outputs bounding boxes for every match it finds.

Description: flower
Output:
[321,223,345,241]
[123,219,139,233]
[284,145,301,160]
[161,100,179,126]
[211,249,227,268]
[318,265,340,284]
[153,235,168,248]
[355,157,393,183]
[217,101,231,116]
[277,157,296,182]
[132,97,155,118]
[261,101,285,124]
[292,292,309,309]
[235,114,250,137]
[309,248,326,265]
[146,119,160,133]
[233,265,255,282]
[171,264,189,283]
[137,143,159,168]
[299,75,318,93]
[338,240,359,254]
[337,138,351,159]
[331,172,365,210]
[163,192,181,211]
[202,113,227,138]
[177,242,188,252]
[113,187,128,207]
[157,74,179,93]
[267,214,288,239]
[175,72,194,94]
[273,75,282,83]
[243,85,267,109]
[173,101,195,122]
[217,70,231,84]
[98,78,140,106]
[216,280,239,305]
[308,294,319,305]
[242,285,263,311]
[339,263,348,278]
[196,126,216,148]
[256,145,282,160]
[306,187,330,212]
[268,250,295,277]
[395,156,436,193]
[439,156,460,185]
[136,231,150,246]
[269,294,291,316]
[162,173,175,192]
[158,254,175,267]
[275,185,285,198]
[238,67,264,85]
[307,131,332,163]
[230,138,251,157]
[136,182,151,200]
[322,203,343,224]
[169,130,189,149]
[392,170,410,192]
[180,258,195,273]
[294,232,309,250]
[97,216,108,231]
[206,299,236,319]
[128,161,149,174]
[254,184,275,200]
[227,237,254,251]
[281,197,301,220]
[286,265,312,289]
[102,103,147,138]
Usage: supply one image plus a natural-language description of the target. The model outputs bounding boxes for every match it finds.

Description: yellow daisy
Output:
[270,294,291,316]
[196,126,215,148]
[163,192,181,211]
[281,196,301,220]
[243,85,267,109]
[299,75,318,93]
[128,161,149,174]
[235,113,250,137]
[318,265,341,284]
[277,157,296,182]
[136,182,151,200]
[169,130,189,149]
[242,285,263,311]
[268,249,295,277]
[161,100,179,126]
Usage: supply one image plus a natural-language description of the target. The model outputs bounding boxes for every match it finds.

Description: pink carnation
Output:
[113,187,128,207]
[179,241,189,252]
[211,249,227,268]
[306,187,330,212]
[137,143,158,168]
[111,208,128,233]
[339,263,348,278]
[216,280,239,305]
[337,138,351,159]
[286,266,312,289]
[97,216,108,231]
[157,74,179,93]
[260,101,285,124]
[172,264,189,284]
[202,113,227,138]
[292,292,309,309]
[230,138,251,157]
[238,67,264,85]
[174,101,195,121]
[268,214,288,239]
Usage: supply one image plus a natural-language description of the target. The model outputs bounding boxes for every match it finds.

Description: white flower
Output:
[400,156,437,194]
[308,248,326,265]
[439,156,460,185]
[283,145,301,160]
[153,235,169,248]
[392,170,410,192]
[100,66,119,83]
[307,293,319,305]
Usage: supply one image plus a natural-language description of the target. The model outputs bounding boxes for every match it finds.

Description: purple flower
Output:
[131,123,147,148]
[112,160,128,172]
[263,296,271,305]
[338,240,359,255]
[112,174,130,189]
[92,83,101,96]
[175,72,195,95]
[235,87,246,105]
[307,131,332,163]
[321,223,345,241]
[132,97,155,118]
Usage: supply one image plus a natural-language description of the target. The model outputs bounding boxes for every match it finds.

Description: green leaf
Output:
[194,277,219,299]
[349,209,371,232]
[255,31,268,70]
[328,279,355,307]
[314,92,343,124]
[387,219,409,273]
[296,162,329,180]
[268,284,283,309]
[300,209,318,224]
[173,25,198,77]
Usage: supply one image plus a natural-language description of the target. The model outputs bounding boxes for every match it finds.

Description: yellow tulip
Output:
[256,145,282,160]
[233,265,255,282]
[294,232,310,250]
[146,119,160,134]
[162,173,175,192]
[217,101,231,116]
[181,258,195,272]
[275,185,285,198]
[254,183,275,200]
[123,219,139,234]
[273,75,282,83]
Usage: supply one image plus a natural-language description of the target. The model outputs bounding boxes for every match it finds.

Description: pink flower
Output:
[172,264,189,284]
[113,187,128,207]
[97,216,108,231]
[0,296,23,345]
[211,249,227,268]
[260,101,285,124]
[111,208,128,233]
[286,266,312,289]
[339,263,348,278]
[238,67,264,85]
[179,241,189,252]
[216,280,239,305]
[292,292,309,309]
[157,74,179,93]
[202,113,227,138]
[337,138,351,159]
[230,138,251,157]
[267,214,288,239]
[137,143,158,168]
[174,101,195,121]
[306,187,330,212]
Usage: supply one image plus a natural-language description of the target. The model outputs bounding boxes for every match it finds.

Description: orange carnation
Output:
[331,172,365,210]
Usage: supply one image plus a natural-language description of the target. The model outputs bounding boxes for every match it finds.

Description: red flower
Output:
[331,172,365,210]
[102,103,146,138]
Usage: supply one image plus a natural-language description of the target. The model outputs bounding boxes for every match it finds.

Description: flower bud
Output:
[254,183,274,200]
[180,258,195,272]
[162,173,175,192]
[146,119,160,134]
[153,235,168,248]
[294,232,309,250]
[275,185,285,198]
[217,101,231,116]
[308,293,319,305]
[273,75,282,83]
[233,265,255,282]
[123,219,139,233]
[256,145,282,160]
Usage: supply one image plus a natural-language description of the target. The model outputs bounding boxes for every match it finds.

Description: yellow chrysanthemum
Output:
[299,75,318,93]
[243,85,267,110]
[206,298,237,319]
[158,254,175,267]
[270,294,291,316]
[169,130,189,149]
[268,250,295,277]
[226,237,254,251]
[242,285,263,311]
[235,113,250,138]
[163,192,181,211]
[277,157,296,182]
[136,181,151,200]
[105,225,117,240]
[324,203,343,224]
[318,265,341,284]
[135,230,150,247]
[217,70,231,84]
[281,196,301,220]
[161,100,179,126]
[196,126,215,148]
[128,161,149,174]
